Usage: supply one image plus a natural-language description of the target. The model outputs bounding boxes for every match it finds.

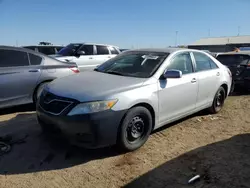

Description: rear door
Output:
[192,52,221,108]
[0,49,42,107]
[95,45,111,64]
[216,54,250,78]
[108,46,120,59]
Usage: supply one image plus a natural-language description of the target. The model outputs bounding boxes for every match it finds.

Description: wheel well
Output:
[33,80,53,102]
[221,84,228,97]
[132,103,156,131]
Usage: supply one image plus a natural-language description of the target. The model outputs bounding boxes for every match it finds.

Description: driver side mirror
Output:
[76,51,86,56]
[161,69,182,79]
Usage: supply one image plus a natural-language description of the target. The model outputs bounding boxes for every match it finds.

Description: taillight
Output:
[69,67,80,73]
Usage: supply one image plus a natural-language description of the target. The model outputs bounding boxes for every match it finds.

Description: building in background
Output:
[188,35,250,52]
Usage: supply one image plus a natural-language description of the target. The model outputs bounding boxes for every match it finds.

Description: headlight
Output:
[67,99,118,116]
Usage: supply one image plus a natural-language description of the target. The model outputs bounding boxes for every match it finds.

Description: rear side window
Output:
[79,45,94,55]
[38,47,56,55]
[193,52,218,71]
[96,45,109,55]
[29,53,42,65]
[217,54,250,66]
[0,49,29,67]
[109,46,119,54]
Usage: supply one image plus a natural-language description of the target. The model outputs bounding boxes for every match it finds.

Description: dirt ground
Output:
[0,94,249,188]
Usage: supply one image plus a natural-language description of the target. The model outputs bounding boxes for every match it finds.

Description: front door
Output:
[158,52,198,127]
[74,44,98,71]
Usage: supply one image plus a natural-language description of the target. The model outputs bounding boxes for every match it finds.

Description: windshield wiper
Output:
[105,70,124,76]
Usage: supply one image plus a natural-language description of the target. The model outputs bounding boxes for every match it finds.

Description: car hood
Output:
[46,71,146,102]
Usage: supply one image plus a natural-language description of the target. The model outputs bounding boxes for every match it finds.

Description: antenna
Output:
[238,26,240,36]
[175,31,178,47]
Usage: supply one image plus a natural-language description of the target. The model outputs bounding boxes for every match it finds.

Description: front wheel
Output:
[117,106,152,152]
[208,86,226,114]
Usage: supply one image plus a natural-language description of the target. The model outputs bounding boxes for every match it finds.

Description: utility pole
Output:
[175,31,178,47]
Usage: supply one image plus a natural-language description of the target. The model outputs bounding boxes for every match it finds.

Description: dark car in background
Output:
[23,45,64,55]
[216,52,250,92]
[0,46,79,109]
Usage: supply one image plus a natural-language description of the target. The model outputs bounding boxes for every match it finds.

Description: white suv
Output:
[53,43,120,71]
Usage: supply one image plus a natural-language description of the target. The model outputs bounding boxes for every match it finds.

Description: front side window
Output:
[0,49,29,67]
[167,52,194,75]
[57,43,82,56]
[78,45,94,55]
[96,51,169,78]
[193,52,217,71]
[96,45,109,55]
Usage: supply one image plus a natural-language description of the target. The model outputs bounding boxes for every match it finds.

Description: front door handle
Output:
[89,57,93,59]
[29,69,40,73]
[191,78,197,83]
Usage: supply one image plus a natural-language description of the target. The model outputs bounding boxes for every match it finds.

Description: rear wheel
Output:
[117,106,152,152]
[208,86,226,114]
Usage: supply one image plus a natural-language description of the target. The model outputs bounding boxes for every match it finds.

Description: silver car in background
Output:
[37,48,232,151]
[0,46,79,109]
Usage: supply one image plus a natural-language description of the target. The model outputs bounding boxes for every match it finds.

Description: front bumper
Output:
[36,104,127,148]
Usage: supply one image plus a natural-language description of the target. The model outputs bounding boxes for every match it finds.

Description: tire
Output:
[117,106,152,152]
[34,82,49,104]
[208,86,226,114]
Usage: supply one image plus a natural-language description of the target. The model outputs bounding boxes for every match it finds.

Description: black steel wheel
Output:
[117,106,152,151]
[208,86,226,114]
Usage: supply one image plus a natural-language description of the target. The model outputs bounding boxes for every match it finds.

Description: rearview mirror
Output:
[76,51,86,56]
[161,69,182,79]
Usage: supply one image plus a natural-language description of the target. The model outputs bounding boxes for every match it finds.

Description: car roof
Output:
[217,51,250,56]
[70,43,119,48]
[23,45,63,47]
[125,48,204,54]
[0,45,51,57]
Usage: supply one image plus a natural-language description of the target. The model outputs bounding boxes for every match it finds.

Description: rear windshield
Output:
[216,54,250,66]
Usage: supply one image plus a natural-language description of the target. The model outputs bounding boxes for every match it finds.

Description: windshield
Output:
[217,54,250,66]
[57,43,82,56]
[95,51,169,78]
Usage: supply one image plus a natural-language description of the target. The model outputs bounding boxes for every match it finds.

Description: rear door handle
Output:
[89,57,93,59]
[108,56,111,58]
[191,78,197,83]
[29,69,40,72]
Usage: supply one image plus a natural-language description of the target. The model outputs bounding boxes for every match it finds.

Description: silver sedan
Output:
[0,46,79,109]
[37,48,232,151]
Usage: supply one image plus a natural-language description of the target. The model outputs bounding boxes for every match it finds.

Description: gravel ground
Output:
[0,95,249,188]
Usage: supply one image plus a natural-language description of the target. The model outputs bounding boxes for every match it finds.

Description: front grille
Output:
[39,91,78,115]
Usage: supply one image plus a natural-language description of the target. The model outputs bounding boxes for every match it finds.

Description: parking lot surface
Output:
[0,95,249,188]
